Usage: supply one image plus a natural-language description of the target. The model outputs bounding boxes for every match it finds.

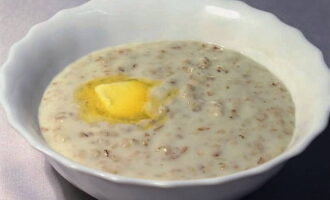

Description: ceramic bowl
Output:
[1,0,330,199]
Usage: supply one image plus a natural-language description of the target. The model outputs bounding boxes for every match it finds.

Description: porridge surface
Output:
[39,41,295,180]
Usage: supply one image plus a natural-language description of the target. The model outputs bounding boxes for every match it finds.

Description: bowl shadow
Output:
[45,160,96,200]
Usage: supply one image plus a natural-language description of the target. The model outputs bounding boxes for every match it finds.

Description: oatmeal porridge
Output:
[39,41,295,180]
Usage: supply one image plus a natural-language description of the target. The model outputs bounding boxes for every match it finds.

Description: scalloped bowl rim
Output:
[1,0,330,188]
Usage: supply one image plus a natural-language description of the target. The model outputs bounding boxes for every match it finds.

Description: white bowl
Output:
[1,0,330,199]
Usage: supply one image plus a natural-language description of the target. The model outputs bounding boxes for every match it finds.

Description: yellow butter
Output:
[95,81,149,119]
[74,75,177,126]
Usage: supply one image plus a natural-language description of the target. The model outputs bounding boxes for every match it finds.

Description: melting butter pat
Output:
[95,81,150,119]
[74,75,176,125]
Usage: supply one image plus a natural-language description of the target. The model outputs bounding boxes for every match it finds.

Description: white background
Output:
[0,1,93,199]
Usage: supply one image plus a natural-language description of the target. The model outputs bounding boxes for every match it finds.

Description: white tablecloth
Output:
[0,1,93,199]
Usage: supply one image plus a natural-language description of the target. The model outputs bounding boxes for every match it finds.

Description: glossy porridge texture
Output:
[39,41,295,180]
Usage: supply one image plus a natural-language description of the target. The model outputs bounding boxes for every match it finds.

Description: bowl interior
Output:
[1,0,330,183]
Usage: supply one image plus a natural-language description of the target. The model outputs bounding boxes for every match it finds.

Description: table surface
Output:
[0,0,329,199]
